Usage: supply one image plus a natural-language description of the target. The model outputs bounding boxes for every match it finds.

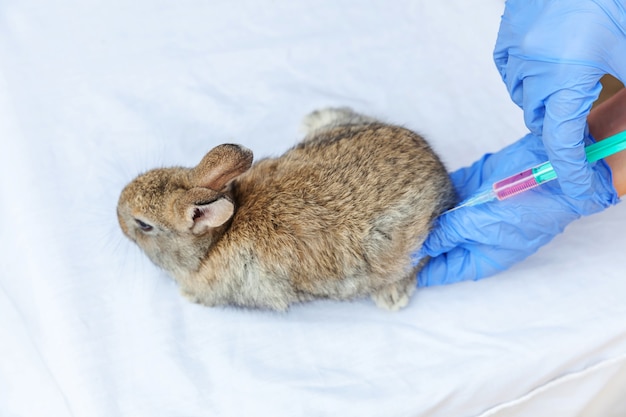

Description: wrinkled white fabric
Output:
[1,1,625,416]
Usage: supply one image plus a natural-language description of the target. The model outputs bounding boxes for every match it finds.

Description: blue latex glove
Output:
[493,0,626,198]
[417,133,619,286]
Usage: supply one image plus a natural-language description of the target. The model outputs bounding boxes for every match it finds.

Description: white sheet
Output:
[1,1,625,416]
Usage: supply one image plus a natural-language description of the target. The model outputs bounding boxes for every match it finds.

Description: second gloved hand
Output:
[417,133,619,286]
[494,0,626,198]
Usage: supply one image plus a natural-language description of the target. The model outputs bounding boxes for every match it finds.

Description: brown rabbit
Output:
[117,108,456,311]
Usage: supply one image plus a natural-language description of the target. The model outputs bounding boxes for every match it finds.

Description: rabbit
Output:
[117,107,456,311]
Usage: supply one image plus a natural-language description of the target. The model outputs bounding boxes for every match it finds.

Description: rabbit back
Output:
[220,117,455,308]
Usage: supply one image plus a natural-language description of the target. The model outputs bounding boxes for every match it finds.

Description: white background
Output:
[1,1,625,416]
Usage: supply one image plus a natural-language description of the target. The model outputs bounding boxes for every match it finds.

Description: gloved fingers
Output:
[492,0,546,83]
[418,206,570,287]
[506,61,602,198]
[540,79,603,198]
[420,215,465,258]
[417,246,508,287]
[448,133,548,202]
[422,187,583,260]
[416,178,615,287]
[559,158,620,214]
[448,154,492,200]
[431,135,550,262]
[420,208,495,257]
[417,248,471,286]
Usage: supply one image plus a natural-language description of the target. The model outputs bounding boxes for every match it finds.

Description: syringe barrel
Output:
[493,161,557,200]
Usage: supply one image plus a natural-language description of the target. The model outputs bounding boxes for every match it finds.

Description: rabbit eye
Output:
[135,219,154,232]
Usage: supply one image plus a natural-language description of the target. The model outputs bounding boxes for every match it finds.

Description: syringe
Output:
[447,129,626,213]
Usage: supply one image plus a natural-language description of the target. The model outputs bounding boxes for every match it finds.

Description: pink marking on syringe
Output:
[492,168,541,200]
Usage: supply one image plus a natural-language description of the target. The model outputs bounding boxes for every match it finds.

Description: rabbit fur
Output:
[117,107,456,311]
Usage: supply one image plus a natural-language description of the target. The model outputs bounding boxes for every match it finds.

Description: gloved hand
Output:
[493,0,626,198]
[416,133,619,286]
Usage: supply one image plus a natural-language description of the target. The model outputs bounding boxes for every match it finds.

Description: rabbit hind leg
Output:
[370,269,417,311]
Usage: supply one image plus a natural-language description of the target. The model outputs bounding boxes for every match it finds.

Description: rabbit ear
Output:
[191,144,253,190]
[188,197,234,235]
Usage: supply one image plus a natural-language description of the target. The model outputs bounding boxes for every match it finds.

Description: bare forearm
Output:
[587,88,626,196]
